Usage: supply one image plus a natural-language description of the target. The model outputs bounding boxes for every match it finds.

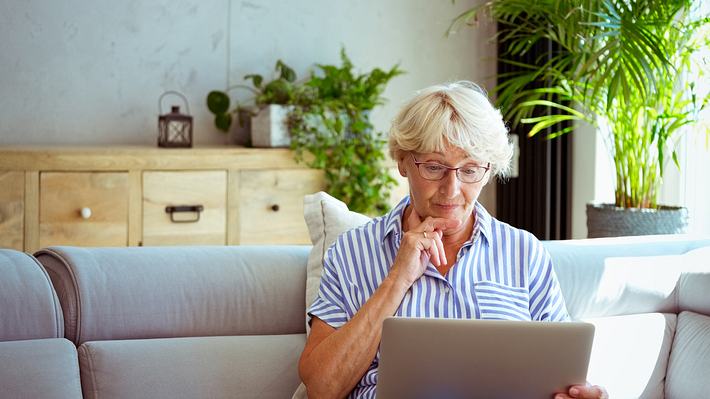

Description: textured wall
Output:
[0,0,496,146]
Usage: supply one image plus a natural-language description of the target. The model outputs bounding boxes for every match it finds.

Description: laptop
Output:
[377,317,595,399]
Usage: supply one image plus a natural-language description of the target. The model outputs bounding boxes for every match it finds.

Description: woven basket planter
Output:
[586,203,689,238]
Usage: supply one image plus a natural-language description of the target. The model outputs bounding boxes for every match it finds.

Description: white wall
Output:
[571,121,615,239]
[0,0,496,147]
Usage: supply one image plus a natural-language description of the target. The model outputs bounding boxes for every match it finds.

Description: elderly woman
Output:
[298,81,606,399]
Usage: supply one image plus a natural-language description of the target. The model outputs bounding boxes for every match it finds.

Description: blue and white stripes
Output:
[308,196,569,398]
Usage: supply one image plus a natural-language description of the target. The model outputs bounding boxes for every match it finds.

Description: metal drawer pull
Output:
[165,205,204,223]
[271,204,280,212]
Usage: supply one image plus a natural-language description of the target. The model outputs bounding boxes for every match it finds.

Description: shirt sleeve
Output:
[528,239,570,322]
[307,243,349,329]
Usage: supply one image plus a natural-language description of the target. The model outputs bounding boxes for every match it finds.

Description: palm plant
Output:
[452,0,709,208]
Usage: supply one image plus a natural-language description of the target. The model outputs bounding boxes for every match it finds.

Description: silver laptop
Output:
[377,317,595,399]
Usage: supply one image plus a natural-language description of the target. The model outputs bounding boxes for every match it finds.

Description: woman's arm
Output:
[298,213,461,398]
[298,274,410,398]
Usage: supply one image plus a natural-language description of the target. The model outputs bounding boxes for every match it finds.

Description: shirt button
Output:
[444,286,450,294]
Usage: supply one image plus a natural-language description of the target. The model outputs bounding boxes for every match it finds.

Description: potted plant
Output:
[207,60,306,146]
[289,49,404,215]
[452,0,709,237]
[207,49,403,215]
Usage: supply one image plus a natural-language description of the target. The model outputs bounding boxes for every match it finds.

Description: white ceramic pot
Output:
[250,104,294,148]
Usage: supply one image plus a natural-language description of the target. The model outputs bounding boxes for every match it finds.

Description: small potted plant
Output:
[207,60,305,147]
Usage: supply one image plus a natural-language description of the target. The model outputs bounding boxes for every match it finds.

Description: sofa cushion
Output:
[79,334,305,399]
[544,236,710,319]
[0,338,82,398]
[0,249,63,341]
[665,311,710,398]
[584,313,675,399]
[302,192,370,329]
[36,245,310,345]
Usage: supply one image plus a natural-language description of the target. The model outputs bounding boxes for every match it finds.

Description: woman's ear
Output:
[396,151,408,177]
[481,171,491,186]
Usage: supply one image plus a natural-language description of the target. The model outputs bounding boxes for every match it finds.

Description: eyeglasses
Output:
[410,154,490,184]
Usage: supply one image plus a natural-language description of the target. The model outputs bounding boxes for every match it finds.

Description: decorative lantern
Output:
[158,91,193,148]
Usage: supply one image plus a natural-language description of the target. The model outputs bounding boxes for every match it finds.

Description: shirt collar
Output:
[384,196,493,244]
[384,196,410,238]
[472,201,493,245]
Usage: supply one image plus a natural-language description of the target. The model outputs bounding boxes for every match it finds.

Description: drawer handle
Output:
[165,205,204,223]
[271,204,280,212]
[80,207,92,220]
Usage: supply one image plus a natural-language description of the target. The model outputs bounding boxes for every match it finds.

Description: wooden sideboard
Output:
[0,146,407,252]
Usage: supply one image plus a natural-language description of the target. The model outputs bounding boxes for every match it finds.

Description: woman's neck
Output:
[442,214,474,248]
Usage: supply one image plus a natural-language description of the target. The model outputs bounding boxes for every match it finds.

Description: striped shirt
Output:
[308,196,569,398]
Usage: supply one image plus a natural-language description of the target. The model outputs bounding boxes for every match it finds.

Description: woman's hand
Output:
[388,207,460,288]
[555,383,608,399]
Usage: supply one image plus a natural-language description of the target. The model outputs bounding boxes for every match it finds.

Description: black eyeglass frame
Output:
[410,153,491,184]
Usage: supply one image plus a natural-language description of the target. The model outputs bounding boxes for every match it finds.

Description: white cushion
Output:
[302,192,371,331]
[584,313,676,399]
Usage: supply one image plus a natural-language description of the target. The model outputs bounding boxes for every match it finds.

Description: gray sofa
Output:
[1,235,709,399]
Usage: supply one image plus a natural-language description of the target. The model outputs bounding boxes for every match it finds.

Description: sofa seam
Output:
[24,251,64,339]
[664,312,681,398]
[35,247,83,345]
[68,338,83,397]
[79,343,99,399]
[675,273,681,314]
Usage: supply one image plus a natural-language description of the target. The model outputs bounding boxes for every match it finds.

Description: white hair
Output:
[388,81,514,178]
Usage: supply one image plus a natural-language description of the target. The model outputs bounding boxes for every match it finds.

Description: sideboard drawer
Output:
[142,171,227,246]
[239,169,325,244]
[0,171,24,250]
[39,172,129,247]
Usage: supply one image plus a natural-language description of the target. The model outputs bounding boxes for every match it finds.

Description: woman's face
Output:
[398,146,490,237]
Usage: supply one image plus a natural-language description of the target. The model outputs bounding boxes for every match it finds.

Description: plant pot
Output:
[251,105,293,148]
[586,203,688,238]
[228,109,252,147]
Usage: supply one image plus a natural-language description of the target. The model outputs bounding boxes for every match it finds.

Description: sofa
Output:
[1,234,709,399]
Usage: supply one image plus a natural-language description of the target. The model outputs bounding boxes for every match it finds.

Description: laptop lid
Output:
[377,317,595,399]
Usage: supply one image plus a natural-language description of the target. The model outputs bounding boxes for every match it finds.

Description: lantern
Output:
[158,91,193,148]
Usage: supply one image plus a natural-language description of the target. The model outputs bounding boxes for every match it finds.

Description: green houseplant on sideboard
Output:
[452,0,710,237]
[289,49,404,215]
[207,60,307,146]
[207,49,403,215]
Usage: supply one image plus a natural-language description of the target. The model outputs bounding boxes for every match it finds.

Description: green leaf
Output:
[518,100,585,118]
[261,79,292,105]
[206,91,230,114]
[276,60,297,82]
[214,112,232,132]
[244,74,263,88]
[523,114,578,137]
